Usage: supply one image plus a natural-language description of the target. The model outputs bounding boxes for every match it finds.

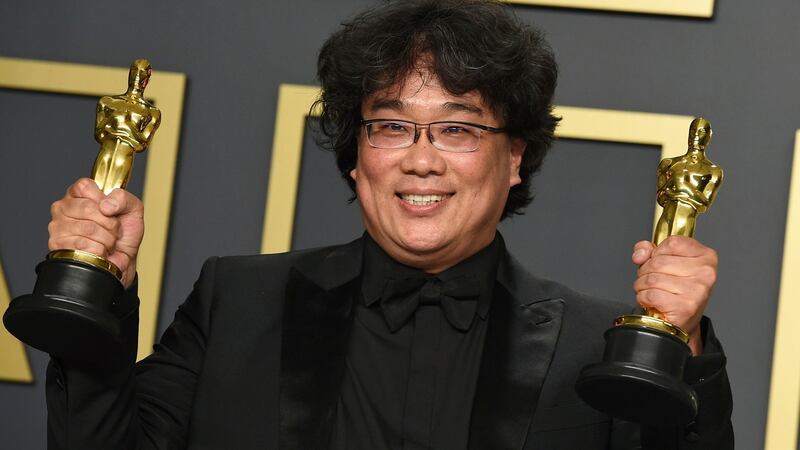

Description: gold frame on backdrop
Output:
[764,131,800,450]
[0,260,30,382]
[505,0,715,18]
[0,56,186,369]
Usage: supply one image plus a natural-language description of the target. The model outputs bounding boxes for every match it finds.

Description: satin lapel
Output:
[469,254,565,450]
[279,238,364,449]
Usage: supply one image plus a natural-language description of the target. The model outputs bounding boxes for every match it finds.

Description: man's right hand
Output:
[48,178,144,288]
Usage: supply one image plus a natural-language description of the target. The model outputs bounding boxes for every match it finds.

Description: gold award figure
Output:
[3,59,161,361]
[653,118,722,244]
[645,118,722,320]
[576,117,724,426]
[92,59,161,194]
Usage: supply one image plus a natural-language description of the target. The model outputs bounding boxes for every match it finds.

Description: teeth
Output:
[401,194,446,206]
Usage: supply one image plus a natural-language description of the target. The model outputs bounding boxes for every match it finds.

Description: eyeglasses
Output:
[361,118,506,153]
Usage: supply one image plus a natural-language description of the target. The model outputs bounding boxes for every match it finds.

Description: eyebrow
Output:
[442,101,483,116]
[366,99,485,116]
[368,99,404,112]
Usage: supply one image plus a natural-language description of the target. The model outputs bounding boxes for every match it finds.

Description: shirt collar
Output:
[360,232,504,320]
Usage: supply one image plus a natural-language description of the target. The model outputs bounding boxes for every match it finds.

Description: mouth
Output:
[397,193,452,206]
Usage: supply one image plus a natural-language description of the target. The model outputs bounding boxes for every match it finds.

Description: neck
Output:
[688,144,704,154]
[126,86,143,98]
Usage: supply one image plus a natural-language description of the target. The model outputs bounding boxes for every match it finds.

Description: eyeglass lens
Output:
[366,120,481,152]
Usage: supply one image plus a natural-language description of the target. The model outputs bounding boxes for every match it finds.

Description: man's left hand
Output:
[632,236,718,356]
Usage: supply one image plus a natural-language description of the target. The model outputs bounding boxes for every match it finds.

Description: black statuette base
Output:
[575,325,698,426]
[3,258,123,362]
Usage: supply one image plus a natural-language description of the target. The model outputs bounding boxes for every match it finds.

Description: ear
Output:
[349,168,358,182]
[508,137,526,187]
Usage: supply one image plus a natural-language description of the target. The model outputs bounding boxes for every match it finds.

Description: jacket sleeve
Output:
[46,257,220,450]
[639,317,734,450]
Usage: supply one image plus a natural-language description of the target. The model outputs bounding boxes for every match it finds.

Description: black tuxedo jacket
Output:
[46,237,733,449]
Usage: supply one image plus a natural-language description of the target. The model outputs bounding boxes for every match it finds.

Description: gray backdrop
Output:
[2,0,799,448]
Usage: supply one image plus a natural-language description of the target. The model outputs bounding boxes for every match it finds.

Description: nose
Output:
[399,127,447,176]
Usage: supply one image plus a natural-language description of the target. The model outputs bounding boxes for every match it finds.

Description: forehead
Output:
[362,71,492,118]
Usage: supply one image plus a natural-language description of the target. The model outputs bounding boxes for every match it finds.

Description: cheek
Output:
[352,152,391,199]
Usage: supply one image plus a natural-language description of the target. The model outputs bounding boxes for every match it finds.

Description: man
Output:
[44,0,732,448]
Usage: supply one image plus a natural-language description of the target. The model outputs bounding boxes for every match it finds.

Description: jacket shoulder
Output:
[500,252,633,323]
[202,237,364,293]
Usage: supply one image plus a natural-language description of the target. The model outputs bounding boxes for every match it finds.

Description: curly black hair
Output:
[315,0,559,219]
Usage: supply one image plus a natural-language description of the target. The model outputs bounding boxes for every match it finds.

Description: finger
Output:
[635,288,704,330]
[55,198,119,233]
[635,288,696,318]
[100,189,144,218]
[67,178,105,202]
[47,235,110,258]
[633,271,707,297]
[638,254,718,288]
[106,251,133,276]
[632,241,655,265]
[652,236,710,258]
[48,218,118,250]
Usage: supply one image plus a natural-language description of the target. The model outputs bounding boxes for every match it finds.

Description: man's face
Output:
[351,73,525,272]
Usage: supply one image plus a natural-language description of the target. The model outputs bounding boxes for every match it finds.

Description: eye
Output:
[441,125,469,135]
[377,122,411,134]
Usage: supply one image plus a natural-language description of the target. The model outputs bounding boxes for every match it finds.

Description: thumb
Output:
[100,189,143,218]
[632,240,655,265]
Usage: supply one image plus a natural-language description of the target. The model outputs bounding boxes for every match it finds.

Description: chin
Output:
[395,231,452,256]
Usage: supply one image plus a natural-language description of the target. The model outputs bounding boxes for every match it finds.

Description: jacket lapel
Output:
[279,238,364,449]
[469,252,565,450]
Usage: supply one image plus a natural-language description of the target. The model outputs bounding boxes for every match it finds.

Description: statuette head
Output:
[128,59,152,94]
[688,117,712,150]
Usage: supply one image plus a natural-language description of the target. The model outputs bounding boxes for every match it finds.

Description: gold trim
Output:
[0,56,186,363]
[764,130,800,450]
[0,260,33,383]
[553,106,694,230]
[47,249,123,280]
[614,314,690,344]
[505,0,714,18]
[260,85,321,253]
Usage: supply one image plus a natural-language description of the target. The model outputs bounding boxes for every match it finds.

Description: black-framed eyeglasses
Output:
[361,118,506,153]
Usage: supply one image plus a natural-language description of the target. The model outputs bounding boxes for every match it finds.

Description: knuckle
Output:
[696,266,716,285]
[698,280,713,298]
[50,201,60,218]
[77,178,96,192]
[704,266,717,284]
[708,248,719,265]
[74,237,88,250]
[74,179,90,195]
[80,220,97,236]
[81,200,97,217]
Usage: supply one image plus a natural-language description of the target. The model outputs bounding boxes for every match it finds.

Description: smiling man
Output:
[352,76,526,273]
[43,1,732,449]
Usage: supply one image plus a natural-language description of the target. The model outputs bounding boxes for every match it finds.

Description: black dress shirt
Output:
[330,234,502,450]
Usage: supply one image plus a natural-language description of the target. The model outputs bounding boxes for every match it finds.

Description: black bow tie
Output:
[379,275,481,332]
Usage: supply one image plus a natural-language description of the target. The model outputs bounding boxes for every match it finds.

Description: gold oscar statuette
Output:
[4,59,161,361]
[576,118,723,425]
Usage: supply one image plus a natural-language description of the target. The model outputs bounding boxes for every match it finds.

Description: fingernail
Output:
[101,199,118,210]
[633,249,646,258]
